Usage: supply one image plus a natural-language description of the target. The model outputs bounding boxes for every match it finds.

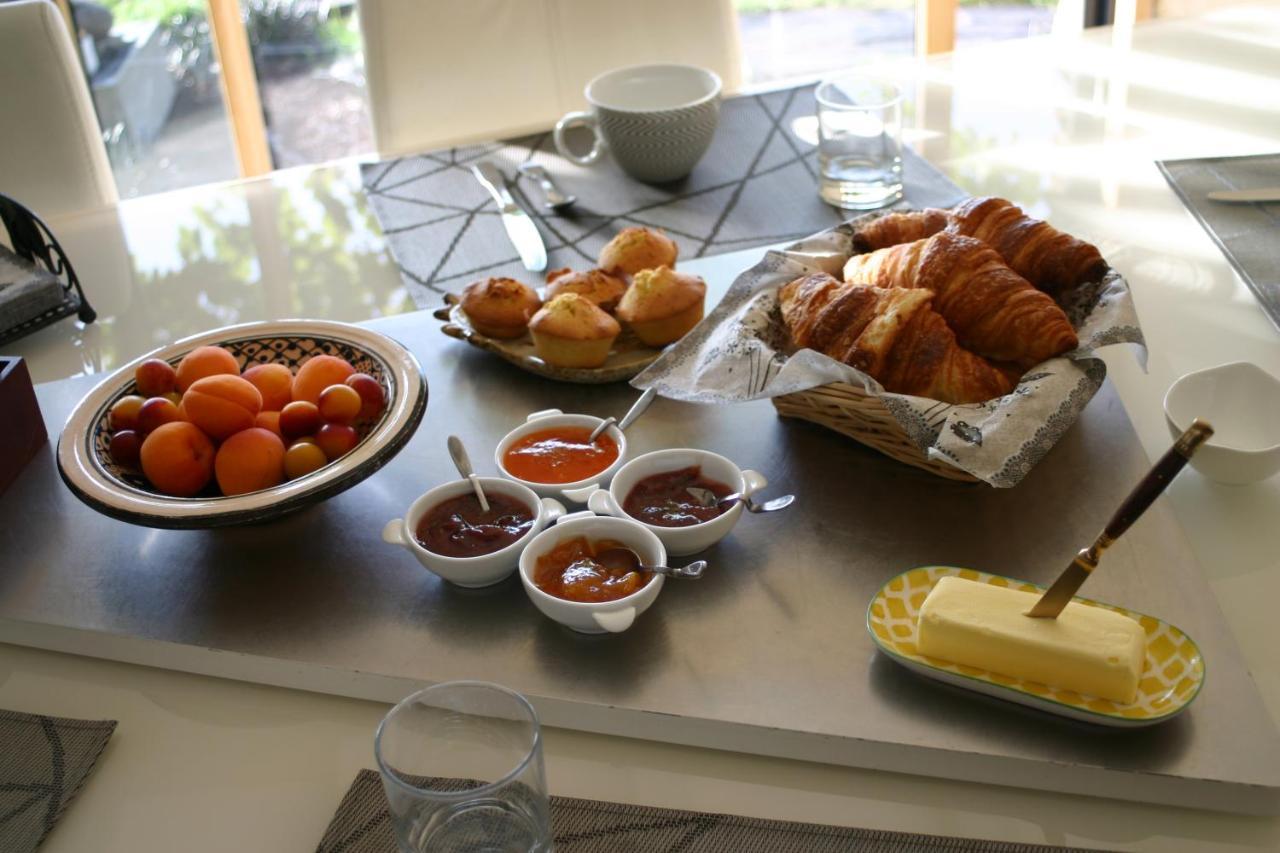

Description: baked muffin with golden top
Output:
[615,266,706,346]
[545,268,628,313]
[598,227,678,277]
[528,293,621,368]
[460,277,541,339]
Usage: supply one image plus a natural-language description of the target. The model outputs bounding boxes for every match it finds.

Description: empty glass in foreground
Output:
[815,75,903,210]
[375,681,551,853]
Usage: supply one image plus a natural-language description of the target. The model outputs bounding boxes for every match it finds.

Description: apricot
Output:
[315,423,358,459]
[110,395,146,431]
[109,430,142,468]
[137,397,184,434]
[175,345,240,392]
[140,422,215,497]
[284,441,328,480]
[135,359,177,397]
[214,428,286,496]
[318,384,361,424]
[253,410,284,439]
[292,355,354,405]
[242,363,293,412]
[279,400,322,439]
[345,373,385,420]
[183,375,263,440]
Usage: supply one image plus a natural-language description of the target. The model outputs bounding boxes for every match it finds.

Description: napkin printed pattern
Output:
[0,710,116,852]
[632,218,1146,488]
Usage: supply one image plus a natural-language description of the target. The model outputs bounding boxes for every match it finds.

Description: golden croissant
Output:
[948,197,1107,296]
[779,273,1017,404]
[851,208,949,253]
[841,231,1078,367]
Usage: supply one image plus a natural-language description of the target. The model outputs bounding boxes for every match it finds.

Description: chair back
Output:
[0,0,117,218]
[358,0,743,156]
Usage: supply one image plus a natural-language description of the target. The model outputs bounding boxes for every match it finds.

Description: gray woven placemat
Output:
[1157,152,1280,331]
[0,709,116,852]
[361,83,966,306]
[316,770,1105,853]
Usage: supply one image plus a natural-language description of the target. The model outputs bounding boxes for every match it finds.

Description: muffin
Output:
[615,266,706,347]
[459,277,541,339]
[598,227,678,277]
[545,268,628,313]
[528,293,622,368]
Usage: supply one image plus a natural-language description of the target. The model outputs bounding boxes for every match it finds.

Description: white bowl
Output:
[494,408,627,502]
[586,449,766,556]
[1164,361,1280,485]
[383,477,565,588]
[518,512,665,634]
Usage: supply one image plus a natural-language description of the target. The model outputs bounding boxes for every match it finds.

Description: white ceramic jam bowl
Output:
[1163,362,1280,485]
[494,408,627,502]
[383,477,565,588]
[518,512,665,634]
[586,448,766,556]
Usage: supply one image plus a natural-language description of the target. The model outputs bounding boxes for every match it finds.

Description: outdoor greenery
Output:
[98,0,360,53]
[734,0,1056,10]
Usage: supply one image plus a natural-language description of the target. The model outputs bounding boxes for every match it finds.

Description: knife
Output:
[472,161,547,272]
[1206,187,1280,203]
[1025,419,1214,619]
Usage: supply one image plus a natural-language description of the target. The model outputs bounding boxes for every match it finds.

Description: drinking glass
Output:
[815,75,903,210]
[375,681,551,853]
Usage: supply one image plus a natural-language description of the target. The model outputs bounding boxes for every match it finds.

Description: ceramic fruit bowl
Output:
[1163,361,1280,485]
[58,320,427,528]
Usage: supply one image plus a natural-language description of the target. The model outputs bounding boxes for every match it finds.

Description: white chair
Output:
[358,0,743,157]
[0,0,117,218]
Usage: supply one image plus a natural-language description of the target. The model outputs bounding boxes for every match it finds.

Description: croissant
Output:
[851,208,949,252]
[947,197,1107,296]
[841,232,1078,366]
[779,273,1017,404]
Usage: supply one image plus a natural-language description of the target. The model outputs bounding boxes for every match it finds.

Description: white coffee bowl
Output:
[586,449,766,556]
[495,409,627,502]
[1163,361,1280,485]
[383,477,565,588]
[518,512,665,634]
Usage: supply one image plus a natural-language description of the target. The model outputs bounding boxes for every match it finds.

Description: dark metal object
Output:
[0,194,96,345]
[1027,419,1214,618]
[686,486,795,514]
[597,546,707,579]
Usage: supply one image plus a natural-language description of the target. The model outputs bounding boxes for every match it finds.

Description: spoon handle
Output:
[619,387,657,432]
[447,435,489,512]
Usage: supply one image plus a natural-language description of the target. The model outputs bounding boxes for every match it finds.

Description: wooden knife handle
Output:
[1103,419,1213,542]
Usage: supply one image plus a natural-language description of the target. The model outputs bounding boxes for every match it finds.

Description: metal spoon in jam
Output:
[685,487,796,514]
[595,546,708,579]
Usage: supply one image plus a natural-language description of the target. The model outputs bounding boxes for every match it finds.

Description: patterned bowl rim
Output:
[57,319,427,529]
[865,565,1207,725]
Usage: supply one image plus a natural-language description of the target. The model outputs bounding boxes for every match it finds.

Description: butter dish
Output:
[867,566,1205,727]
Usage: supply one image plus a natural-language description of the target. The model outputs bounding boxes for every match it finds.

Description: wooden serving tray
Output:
[432,294,662,384]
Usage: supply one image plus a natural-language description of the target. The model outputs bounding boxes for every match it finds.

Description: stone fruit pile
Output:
[106,346,385,497]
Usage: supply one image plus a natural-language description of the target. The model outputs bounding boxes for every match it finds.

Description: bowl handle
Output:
[592,607,636,633]
[741,469,768,497]
[526,408,563,422]
[381,518,408,547]
[541,497,566,523]
[560,483,599,504]
[555,510,597,525]
[587,489,619,517]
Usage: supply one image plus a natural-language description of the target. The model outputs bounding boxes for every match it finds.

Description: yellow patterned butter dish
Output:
[866,566,1205,727]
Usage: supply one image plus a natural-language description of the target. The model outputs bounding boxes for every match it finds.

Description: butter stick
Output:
[916,576,1146,704]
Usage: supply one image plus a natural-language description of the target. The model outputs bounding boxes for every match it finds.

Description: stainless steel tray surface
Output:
[3,308,1278,815]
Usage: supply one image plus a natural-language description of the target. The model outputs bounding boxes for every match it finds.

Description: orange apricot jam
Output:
[533,536,652,603]
[502,427,619,484]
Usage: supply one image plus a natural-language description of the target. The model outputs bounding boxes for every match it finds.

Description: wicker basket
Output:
[772,382,981,483]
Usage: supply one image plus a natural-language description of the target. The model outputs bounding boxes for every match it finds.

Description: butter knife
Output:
[471,161,547,272]
[1206,187,1280,203]
[1026,419,1214,619]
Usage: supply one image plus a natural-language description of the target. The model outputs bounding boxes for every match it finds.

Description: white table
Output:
[4,6,1280,850]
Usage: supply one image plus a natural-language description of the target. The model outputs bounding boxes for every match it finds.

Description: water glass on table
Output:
[815,75,903,210]
[375,681,551,853]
